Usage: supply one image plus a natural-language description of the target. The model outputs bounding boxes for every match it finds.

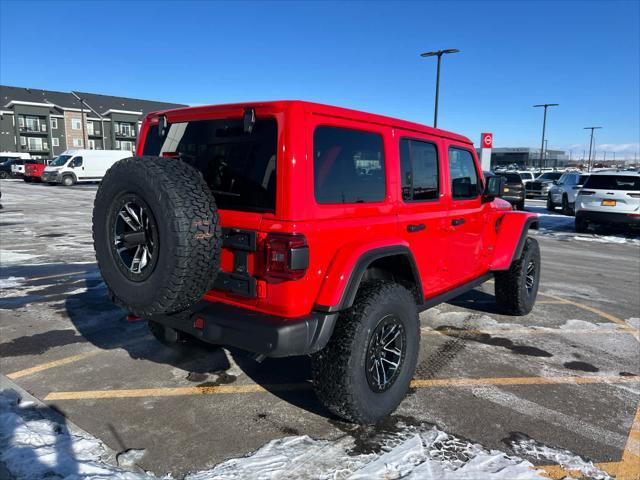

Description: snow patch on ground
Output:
[0,389,152,480]
[510,434,612,480]
[186,427,546,480]
[0,250,41,266]
[0,276,25,289]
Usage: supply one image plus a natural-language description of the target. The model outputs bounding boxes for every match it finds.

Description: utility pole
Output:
[533,104,559,174]
[583,126,602,172]
[72,92,106,149]
[420,49,460,128]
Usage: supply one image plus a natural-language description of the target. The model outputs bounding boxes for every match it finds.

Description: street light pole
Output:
[421,49,460,128]
[583,126,602,172]
[533,104,559,173]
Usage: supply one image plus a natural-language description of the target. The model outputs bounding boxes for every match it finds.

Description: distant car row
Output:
[0,150,131,186]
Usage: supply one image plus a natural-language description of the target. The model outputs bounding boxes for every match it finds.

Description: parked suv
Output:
[547,172,590,215]
[575,171,640,232]
[526,171,563,198]
[92,101,540,424]
[494,172,525,210]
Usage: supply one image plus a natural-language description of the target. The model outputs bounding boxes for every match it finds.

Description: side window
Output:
[314,126,385,204]
[448,147,479,199]
[399,138,439,201]
[71,157,83,167]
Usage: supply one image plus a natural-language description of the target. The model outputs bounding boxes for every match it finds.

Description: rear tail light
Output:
[579,190,595,196]
[265,233,309,280]
[627,193,640,198]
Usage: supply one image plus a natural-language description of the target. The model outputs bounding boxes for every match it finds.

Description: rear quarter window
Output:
[583,175,640,191]
[313,126,385,204]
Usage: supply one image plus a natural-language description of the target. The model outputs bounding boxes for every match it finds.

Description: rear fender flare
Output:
[490,213,538,271]
[314,239,422,312]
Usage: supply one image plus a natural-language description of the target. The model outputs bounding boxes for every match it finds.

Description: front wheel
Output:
[61,175,75,187]
[0,171,8,179]
[561,195,573,216]
[546,195,555,211]
[495,237,540,316]
[311,282,419,424]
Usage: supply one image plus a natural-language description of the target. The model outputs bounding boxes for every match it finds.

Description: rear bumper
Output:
[149,301,338,358]
[576,210,640,226]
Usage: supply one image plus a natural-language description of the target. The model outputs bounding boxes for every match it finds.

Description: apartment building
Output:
[0,85,186,159]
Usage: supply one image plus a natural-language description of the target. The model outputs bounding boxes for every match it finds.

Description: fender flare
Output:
[315,244,422,313]
[490,213,539,271]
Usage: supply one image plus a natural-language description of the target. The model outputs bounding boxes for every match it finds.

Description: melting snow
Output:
[0,250,41,266]
[0,276,25,289]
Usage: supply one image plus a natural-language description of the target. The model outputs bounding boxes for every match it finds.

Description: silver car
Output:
[547,172,590,215]
[575,171,640,232]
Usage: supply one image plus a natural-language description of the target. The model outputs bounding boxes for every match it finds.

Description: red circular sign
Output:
[481,133,493,148]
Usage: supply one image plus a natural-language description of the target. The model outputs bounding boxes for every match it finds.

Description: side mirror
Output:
[483,175,505,200]
[68,163,74,169]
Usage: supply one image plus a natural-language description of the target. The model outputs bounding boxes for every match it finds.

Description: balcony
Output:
[19,125,48,135]
[115,131,136,138]
[88,130,102,137]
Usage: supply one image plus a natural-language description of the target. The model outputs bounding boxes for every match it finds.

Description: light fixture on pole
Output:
[533,104,559,173]
[421,49,460,128]
[583,126,602,172]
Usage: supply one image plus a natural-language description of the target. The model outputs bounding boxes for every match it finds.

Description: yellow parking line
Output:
[421,326,634,336]
[28,270,91,282]
[43,375,639,401]
[7,351,101,379]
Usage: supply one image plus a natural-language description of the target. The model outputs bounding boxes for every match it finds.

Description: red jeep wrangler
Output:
[93,101,539,423]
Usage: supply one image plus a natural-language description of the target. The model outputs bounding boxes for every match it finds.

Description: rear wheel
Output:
[495,237,540,316]
[93,156,222,317]
[575,217,589,233]
[561,195,573,216]
[311,282,419,424]
[23,176,32,183]
[0,171,8,179]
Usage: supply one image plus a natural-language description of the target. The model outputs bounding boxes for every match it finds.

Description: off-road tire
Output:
[311,281,420,424]
[546,195,555,211]
[61,174,75,187]
[23,176,32,183]
[0,171,8,179]
[93,156,222,317]
[495,237,540,316]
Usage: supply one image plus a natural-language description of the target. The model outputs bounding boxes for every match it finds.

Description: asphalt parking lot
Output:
[1,179,639,479]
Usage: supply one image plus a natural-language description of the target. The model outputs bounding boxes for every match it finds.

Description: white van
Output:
[41,150,133,186]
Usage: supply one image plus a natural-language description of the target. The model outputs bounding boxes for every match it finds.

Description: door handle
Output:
[407,223,425,233]
[451,218,465,226]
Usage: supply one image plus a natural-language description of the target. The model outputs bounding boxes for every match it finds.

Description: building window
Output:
[52,138,59,147]
[28,137,43,151]
[87,122,94,135]
[121,141,133,151]
[120,123,131,136]
[72,138,83,147]
[72,118,82,130]
[20,136,26,146]
[88,139,95,150]
[18,116,24,128]
[115,140,121,149]
[51,118,58,129]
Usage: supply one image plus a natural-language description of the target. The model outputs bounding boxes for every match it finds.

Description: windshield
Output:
[50,155,72,167]
[498,173,522,183]
[583,175,640,191]
[537,172,562,181]
[143,118,277,212]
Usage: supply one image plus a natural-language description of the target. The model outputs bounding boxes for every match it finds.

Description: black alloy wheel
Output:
[365,315,406,392]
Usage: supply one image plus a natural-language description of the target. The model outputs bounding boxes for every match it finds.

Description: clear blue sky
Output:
[1,0,638,158]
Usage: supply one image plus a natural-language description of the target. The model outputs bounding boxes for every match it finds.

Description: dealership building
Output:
[0,85,186,159]
[478,147,570,170]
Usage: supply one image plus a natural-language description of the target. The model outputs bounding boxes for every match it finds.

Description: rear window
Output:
[143,118,277,212]
[499,173,521,183]
[583,175,640,191]
[313,126,385,204]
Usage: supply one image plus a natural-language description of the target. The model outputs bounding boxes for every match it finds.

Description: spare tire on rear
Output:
[93,156,221,317]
